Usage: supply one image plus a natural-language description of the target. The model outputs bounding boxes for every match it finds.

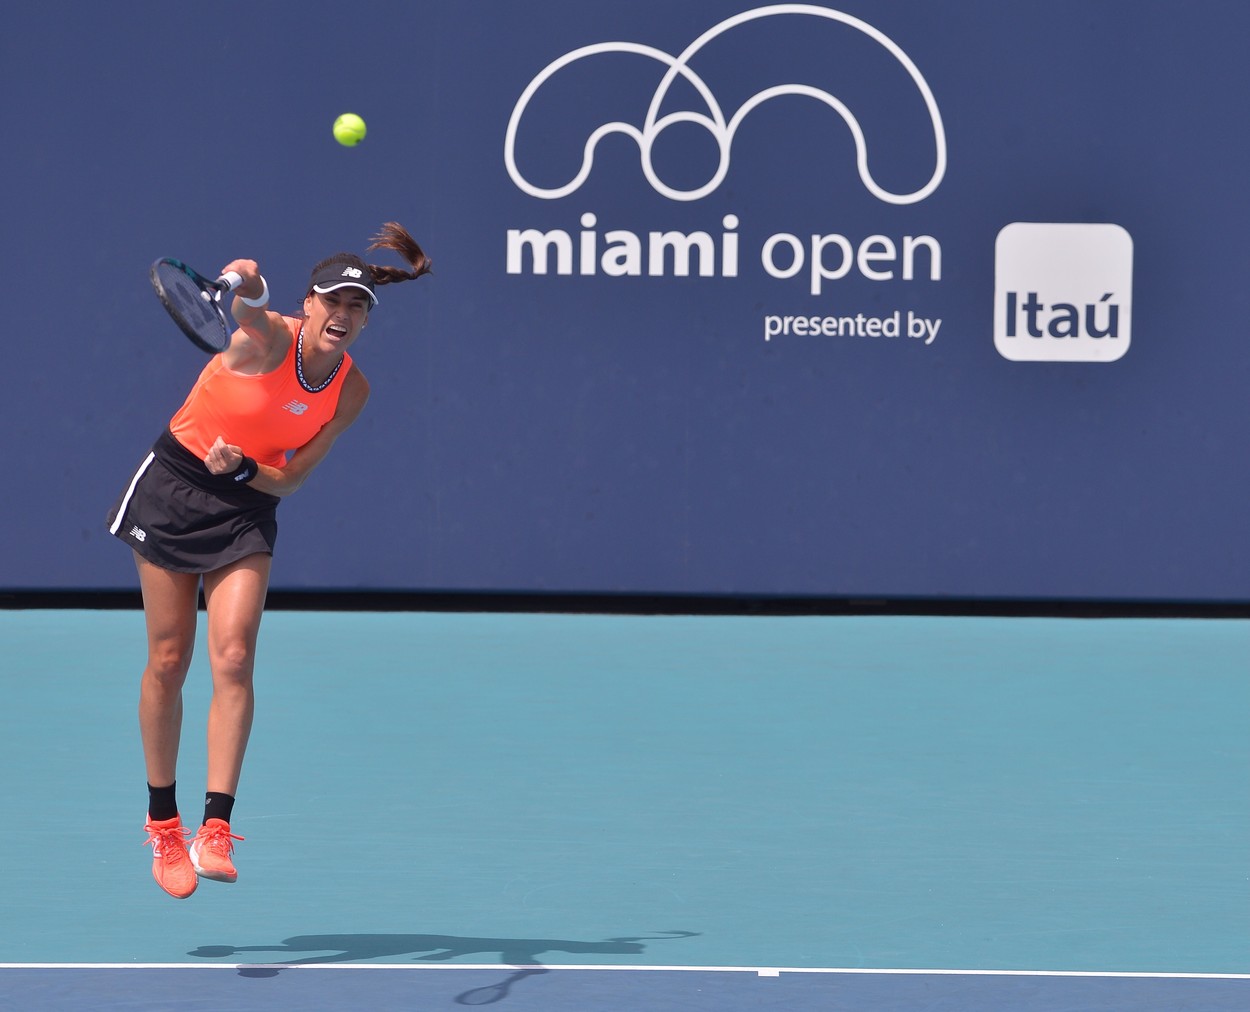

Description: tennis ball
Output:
[333,113,367,147]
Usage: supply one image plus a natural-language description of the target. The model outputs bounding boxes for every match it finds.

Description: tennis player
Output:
[107,224,430,899]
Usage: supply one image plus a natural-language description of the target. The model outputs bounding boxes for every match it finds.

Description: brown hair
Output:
[307,222,432,300]
[365,221,432,285]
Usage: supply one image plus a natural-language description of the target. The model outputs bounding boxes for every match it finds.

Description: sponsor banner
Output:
[994,224,1133,363]
[4,1,1249,599]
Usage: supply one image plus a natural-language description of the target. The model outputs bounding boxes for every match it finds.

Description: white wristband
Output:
[238,276,269,307]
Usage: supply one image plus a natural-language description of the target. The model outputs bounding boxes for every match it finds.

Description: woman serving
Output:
[107,223,430,899]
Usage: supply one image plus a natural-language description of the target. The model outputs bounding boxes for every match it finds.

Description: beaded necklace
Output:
[295,325,344,394]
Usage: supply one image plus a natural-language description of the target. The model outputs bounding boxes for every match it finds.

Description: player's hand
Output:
[220,259,263,301]
[204,436,244,475]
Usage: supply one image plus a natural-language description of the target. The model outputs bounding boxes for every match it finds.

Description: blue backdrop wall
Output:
[3,1,1247,602]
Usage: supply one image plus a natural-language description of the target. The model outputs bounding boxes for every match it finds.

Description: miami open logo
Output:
[504,4,946,204]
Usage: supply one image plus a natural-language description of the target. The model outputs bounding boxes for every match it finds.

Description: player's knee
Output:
[210,639,256,684]
[146,639,193,683]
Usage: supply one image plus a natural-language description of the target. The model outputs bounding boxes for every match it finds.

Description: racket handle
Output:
[216,271,244,292]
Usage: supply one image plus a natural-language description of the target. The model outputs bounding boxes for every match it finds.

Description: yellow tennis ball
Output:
[333,113,367,147]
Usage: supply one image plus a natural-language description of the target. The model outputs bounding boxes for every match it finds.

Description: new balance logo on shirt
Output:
[283,400,309,415]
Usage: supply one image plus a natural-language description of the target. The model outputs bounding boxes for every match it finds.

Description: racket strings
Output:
[154,260,229,352]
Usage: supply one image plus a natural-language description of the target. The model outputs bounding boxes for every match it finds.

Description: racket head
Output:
[150,258,232,353]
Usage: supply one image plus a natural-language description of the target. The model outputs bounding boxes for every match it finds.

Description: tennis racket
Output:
[149,258,244,353]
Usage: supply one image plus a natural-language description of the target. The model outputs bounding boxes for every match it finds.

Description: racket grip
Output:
[216,271,244,292]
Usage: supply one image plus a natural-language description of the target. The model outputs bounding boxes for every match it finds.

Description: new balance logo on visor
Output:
[283,400,309,415]
[340,267,363,278]
[129,526,147,542]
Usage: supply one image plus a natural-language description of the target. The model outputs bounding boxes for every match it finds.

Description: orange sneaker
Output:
[143,815,197,899]
[189,819,244,882]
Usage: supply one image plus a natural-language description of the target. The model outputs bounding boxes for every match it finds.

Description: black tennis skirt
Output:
[106,429,280,574]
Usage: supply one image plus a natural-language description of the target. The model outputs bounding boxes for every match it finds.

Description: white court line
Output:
[0,963,1246,980]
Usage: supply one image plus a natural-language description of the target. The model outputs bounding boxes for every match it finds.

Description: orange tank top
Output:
[169,316,352,469]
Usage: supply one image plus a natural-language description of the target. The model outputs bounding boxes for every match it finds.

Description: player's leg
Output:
[191,551,271,882]
[201,551,271,796]
[135,552,200,898]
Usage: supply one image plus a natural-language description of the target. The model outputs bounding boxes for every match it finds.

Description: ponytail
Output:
[366,221,432,286]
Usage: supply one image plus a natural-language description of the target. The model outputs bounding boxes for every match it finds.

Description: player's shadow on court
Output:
[190,931,699,1004]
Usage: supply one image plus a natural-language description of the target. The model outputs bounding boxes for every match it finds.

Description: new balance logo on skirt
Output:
[129,526,147,542]
[283,400,309,415]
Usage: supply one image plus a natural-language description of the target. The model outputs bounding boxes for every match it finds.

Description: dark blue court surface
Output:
[2,966,1247,1011]
[2,612,1246,1010]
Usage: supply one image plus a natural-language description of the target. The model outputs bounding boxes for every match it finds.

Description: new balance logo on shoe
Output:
[144,815,197,899]
[283,400,310,415]
[190,819,244,883]
[129,526,147,542]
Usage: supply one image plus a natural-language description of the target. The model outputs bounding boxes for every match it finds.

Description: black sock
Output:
[203,792,236,826]
[147,782,178,822]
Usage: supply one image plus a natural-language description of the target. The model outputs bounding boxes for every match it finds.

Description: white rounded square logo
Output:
[994,222,1133,362]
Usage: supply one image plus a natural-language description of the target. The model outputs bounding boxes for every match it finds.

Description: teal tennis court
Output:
[2,610,1246,1009]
